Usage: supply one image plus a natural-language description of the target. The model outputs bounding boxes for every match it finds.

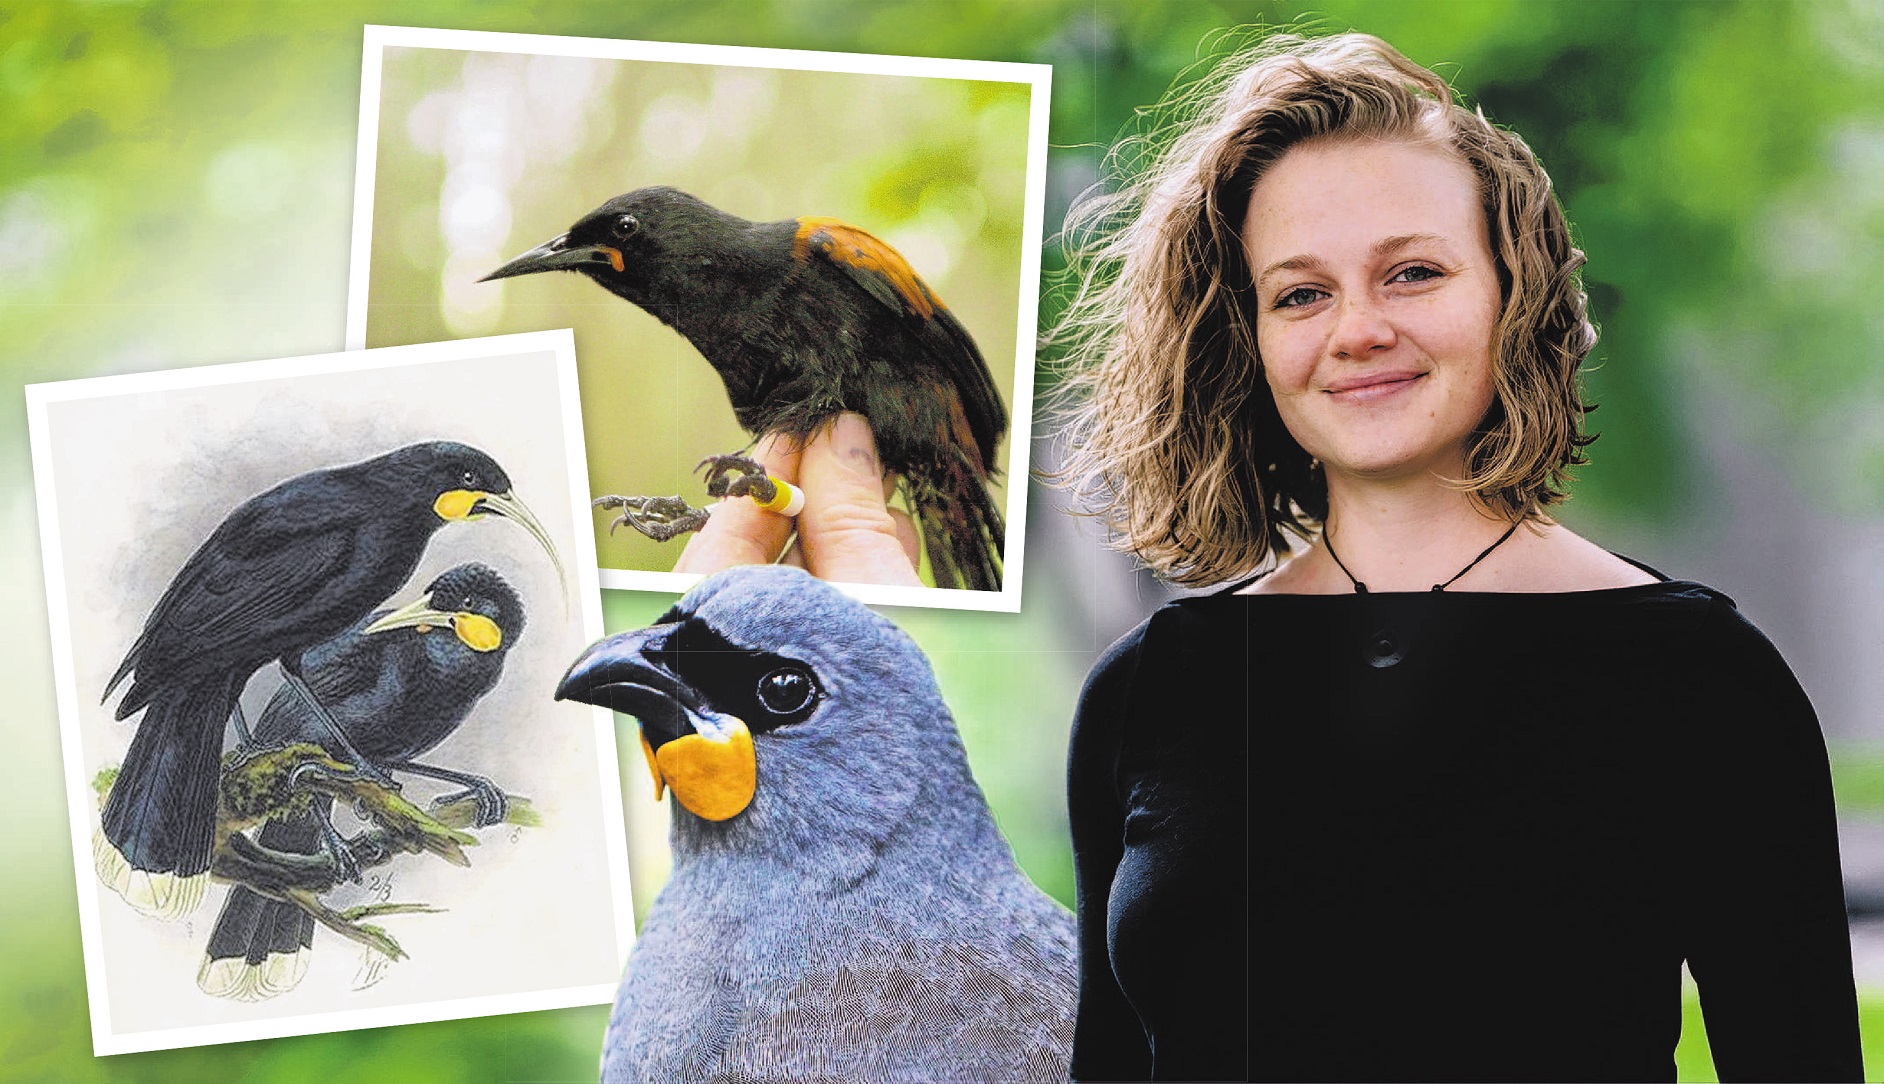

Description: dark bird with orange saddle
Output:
[482,187,1007,591]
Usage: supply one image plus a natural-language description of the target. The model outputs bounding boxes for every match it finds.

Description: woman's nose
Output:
[1328,297,1397,359]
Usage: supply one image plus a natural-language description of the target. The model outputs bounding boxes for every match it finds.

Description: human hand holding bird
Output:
[670,413,922,587]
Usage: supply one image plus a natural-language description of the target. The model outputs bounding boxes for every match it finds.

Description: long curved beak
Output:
[363,594,503,651]
[363,593,451,636]
[474,489,566,591]
[480,235,622,281]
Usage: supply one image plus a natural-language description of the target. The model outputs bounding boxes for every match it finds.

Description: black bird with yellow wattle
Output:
[96,441,561,921]
[199,562,525,1001]
[483,186,1007,591]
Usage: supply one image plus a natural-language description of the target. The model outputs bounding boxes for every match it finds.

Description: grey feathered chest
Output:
[604,856,1076,1084]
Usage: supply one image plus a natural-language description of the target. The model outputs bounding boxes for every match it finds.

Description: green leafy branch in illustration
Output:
[96,743,538,962]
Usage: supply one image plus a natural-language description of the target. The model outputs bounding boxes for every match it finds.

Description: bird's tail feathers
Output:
[912,451,1004,592]
[102,633,143,708]
[92,829,207,920]
[199,939,310,1002]
[98,677,241,916]
[201,813,319,999]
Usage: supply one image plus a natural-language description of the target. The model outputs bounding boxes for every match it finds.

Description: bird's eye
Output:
[755,666,816,716]
[614,214,639,239]
[461,470,477,487]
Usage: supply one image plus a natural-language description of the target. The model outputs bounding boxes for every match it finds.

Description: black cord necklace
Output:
[1323,520,1522,593]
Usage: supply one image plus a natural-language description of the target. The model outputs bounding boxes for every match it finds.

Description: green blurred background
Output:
[5,1,1883,1080]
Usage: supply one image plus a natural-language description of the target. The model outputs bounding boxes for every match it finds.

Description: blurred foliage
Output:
[1833,754,1884,815]
[3,0,1881,1080]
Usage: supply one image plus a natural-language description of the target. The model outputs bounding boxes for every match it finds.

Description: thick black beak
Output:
[555,626,703,749]
[480,234,622,281]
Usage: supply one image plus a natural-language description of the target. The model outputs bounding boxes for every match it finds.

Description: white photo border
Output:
[26,329,635,1056]
[345,25,1051,614]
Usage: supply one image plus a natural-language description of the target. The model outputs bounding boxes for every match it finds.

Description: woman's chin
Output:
[1323,446,1469,487]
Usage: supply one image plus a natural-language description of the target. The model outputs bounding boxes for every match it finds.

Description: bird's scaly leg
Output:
[591,494,713,542]
[229,699,253,751]
[286,761,369,884]
[389,760,509,828]
[279,666,397,789]
[700,453,804,517]
[698,453,778,504]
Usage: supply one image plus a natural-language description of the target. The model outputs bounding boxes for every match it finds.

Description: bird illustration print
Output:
[199,562,526,1000]
[95,441,562,921]
[483,187,1007,591]
[555,565,1074,1082]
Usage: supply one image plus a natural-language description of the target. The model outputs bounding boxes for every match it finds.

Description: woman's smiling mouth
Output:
[1323,370,1426,402]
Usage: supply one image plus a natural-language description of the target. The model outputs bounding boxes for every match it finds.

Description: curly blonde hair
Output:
[1045,31,1596,587]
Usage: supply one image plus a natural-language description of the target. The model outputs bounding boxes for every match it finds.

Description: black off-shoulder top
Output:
[1067,577,1861,1082]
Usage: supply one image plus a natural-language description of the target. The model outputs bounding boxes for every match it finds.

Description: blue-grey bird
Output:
[198,562,526,1000]
[554,565,1074,1083]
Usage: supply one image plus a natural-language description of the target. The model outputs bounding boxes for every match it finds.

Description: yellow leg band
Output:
[752,477,805,517]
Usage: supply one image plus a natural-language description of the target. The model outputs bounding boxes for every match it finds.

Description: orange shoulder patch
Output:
[792,216,944,319]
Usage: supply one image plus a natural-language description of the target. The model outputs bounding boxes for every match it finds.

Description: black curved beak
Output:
[555,626,704,749]
[480,234,621,281]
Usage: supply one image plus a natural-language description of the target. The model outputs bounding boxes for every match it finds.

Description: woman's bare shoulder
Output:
[1237,548,1344,595]
[1495,522,1660,592]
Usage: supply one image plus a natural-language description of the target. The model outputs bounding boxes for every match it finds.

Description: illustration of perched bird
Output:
[555,565,1073,1082]
[199,562,526,1001]
[483,186,1008,591]
[97,441,561,921]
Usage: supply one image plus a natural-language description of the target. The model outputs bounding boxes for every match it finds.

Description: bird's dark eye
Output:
[614,214,639,239]
[460,470,477,487]
[755,666,816,716]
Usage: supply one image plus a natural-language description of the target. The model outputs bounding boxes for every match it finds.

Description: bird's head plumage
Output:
[364,561,525,655]
[378,441,564,586]
[482,187,757,314]
[555,565,985,875]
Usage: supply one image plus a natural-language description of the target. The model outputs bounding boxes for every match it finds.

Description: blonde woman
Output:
[1054,33,1860,1082]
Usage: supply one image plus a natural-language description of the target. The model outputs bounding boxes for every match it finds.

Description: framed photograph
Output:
[26,330,635,1055]
[345,26,1050,612]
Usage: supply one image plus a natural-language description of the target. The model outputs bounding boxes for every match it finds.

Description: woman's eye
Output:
[1273,286,1324,310]
[1391,264,1443,284]
[756,667,816,715]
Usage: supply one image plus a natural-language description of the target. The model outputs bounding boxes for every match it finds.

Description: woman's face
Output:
[1242,137,1502,486]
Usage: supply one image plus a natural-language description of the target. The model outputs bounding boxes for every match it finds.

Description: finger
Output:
[796,413,923,587]
[881,472,921,570]
[890,506,921,570]
[779,538,808,570]
[671,436,801,576]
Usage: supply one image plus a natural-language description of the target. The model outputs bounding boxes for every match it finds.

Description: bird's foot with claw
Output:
[321,825,366,884]
[698,453,777,504]
[286,760,389,884]
[440,779,509,828]
[592,494,712,542]
[343,834,392,870]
